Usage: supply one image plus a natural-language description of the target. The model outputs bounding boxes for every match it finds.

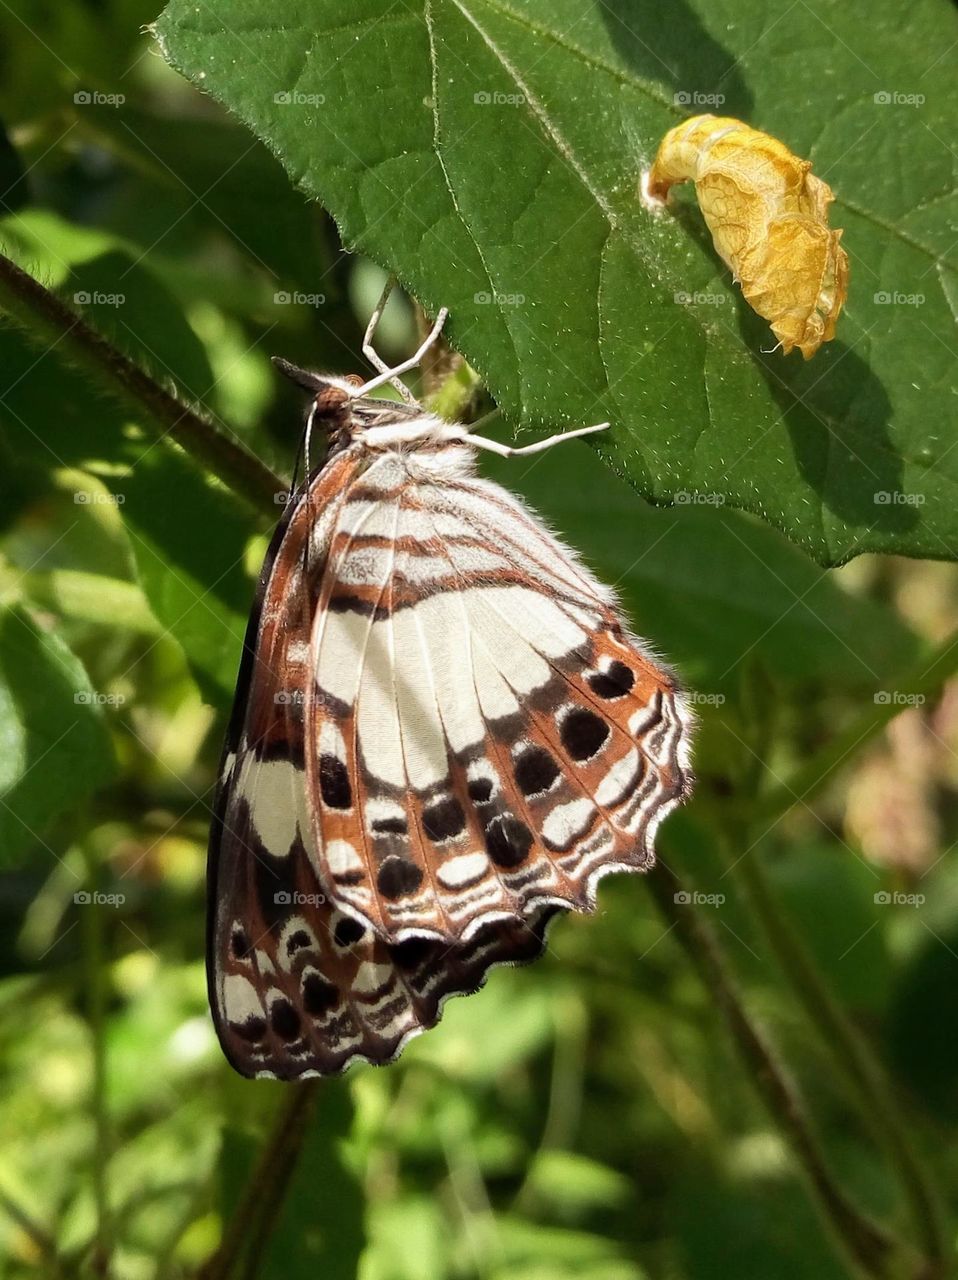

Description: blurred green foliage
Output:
[0,3,956,1280]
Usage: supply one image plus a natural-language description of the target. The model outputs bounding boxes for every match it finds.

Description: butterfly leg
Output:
[354,305,450,399]
[461,422,610,458]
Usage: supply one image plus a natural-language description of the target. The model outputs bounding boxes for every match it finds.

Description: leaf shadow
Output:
[659,198,915,541]
[758,343,917,542]
[597,0,753,117]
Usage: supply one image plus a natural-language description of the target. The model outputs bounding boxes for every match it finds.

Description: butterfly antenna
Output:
[355,304,450,400]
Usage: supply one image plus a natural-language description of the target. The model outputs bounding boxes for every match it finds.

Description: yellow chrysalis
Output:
[646,115,849,359]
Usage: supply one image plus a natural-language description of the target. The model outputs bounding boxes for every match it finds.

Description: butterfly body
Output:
[209,366,693,1079]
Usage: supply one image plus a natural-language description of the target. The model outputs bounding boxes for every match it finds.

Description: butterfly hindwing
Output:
[309,451,693,946]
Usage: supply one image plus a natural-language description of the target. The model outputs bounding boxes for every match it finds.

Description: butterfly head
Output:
[271,357,425,444]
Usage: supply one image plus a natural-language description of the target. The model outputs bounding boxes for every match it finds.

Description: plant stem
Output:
[199,1082,320,1280]
[646,863,923,1280]
[724,830,947,1271]
[727,636,957,1272]
[80,842,111,1277]
[0,250,282,515]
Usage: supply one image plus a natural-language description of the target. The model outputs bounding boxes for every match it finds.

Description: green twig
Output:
[647,862,924,1280]
[0,250,281,515]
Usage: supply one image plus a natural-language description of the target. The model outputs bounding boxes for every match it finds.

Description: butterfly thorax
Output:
[275,359,473,464]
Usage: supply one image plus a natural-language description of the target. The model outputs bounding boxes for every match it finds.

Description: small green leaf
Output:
[525,1150,631,1215]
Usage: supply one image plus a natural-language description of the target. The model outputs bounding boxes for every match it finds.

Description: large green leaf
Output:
[0,605,115,865]
[153,0,957,566]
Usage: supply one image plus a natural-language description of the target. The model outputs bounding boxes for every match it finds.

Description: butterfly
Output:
[208,289,694,1079]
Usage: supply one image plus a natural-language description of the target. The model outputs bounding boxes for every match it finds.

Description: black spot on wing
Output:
[270,999,301,1041]
[377,855,424,899]
[514,746,560,796]
[391,936,432,970]
[333,915,366,947]
[254,847,294,933]
[256,735,306,771]
[467,777,493,803]
[231,1015,267,1043]
[560,707,610,761]
[286,930,311,956]
[231,926,252,960]
[588,661,636,699]
[303,972,339,1018]
[372,816,408,835]
[422,797,466,842]
[485,815,533,868]
[319,754,352,808]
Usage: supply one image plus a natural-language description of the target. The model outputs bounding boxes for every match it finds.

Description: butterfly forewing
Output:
[209,395,694,1078]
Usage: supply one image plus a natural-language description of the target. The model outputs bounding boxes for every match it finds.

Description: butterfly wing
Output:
[208,451,562,1078]
[310,447,693,945]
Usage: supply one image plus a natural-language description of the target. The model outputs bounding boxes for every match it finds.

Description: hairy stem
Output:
[0,250,281,514]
